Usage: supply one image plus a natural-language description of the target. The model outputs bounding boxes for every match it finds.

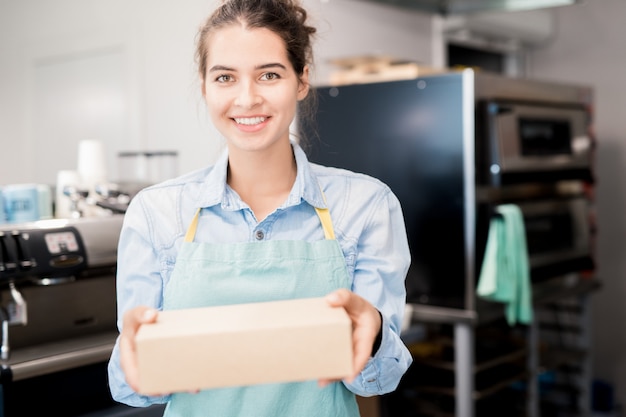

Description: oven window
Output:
[519,118,572,156]
[525,212,574,255]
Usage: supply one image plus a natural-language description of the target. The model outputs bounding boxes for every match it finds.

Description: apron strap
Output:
[314,207,336,240]
[184,205,336,243]
[184,208,202,243]
[314,182,336,240]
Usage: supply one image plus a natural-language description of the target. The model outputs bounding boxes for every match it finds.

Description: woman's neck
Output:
[227,142,297,221]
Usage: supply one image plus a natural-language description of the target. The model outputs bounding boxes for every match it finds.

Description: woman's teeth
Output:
[234,117,266,125]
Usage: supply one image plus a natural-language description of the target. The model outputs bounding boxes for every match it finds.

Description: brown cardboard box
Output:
[136,297,353,395]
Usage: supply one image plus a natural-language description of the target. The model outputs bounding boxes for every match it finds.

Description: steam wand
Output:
[0,282,28,361]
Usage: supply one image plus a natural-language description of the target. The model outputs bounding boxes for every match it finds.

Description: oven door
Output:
[518,197,594,281]
[478,100,593,185]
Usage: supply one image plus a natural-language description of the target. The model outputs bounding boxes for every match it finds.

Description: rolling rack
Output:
[390,275,599,417]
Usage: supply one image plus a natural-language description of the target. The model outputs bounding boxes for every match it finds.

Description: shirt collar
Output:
[194,141,327,210]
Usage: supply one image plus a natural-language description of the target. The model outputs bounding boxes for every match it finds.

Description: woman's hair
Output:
[195,0,318,147]
[196,0,316,81]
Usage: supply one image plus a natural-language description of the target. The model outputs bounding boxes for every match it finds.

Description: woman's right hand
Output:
[119,306,158,393]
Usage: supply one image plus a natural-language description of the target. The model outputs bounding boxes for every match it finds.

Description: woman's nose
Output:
[234,81,261,109]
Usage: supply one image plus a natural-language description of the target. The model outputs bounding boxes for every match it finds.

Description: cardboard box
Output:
[136,297,353,395]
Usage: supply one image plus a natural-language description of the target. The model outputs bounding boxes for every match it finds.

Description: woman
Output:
[108,0,412,415]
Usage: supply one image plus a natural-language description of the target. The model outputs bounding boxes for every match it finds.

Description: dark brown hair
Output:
[196,0,316,82]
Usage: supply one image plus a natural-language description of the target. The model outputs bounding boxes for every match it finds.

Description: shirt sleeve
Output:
[107,194,171,406]
[343,187,413,396]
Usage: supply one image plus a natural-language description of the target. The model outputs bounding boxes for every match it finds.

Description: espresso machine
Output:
[0,215,162,416]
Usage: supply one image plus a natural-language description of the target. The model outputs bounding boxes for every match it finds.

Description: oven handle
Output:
[486,101,513,187]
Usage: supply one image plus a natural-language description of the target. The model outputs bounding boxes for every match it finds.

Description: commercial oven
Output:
[301,69,594,312]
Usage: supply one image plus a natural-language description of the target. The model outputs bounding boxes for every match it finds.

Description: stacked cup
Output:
[77,139,107,198]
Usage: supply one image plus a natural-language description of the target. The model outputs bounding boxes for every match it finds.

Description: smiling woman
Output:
[107,1,413,416]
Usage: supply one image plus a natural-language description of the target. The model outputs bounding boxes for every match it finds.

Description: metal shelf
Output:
[400,276,599,417]
[412,347,528,373]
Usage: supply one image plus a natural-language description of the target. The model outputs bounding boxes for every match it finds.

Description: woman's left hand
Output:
[319,288,382,387]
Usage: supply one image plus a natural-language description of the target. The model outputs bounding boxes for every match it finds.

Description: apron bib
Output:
[161,204,360,417]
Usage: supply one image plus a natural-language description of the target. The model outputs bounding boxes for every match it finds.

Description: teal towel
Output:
[477,204,532,325]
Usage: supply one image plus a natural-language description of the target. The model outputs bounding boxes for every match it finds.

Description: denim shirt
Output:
[108,142,413,406]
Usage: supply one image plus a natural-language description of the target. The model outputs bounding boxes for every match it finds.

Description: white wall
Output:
[0,0,434,186]
[527,0,626,408]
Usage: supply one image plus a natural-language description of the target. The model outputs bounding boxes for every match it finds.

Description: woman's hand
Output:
[319,288,382,387]
[119,306,158,393]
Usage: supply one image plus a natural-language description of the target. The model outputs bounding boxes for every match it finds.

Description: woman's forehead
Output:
[205,24,290,69]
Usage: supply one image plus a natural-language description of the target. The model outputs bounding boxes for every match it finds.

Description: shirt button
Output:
[255,230,265,240]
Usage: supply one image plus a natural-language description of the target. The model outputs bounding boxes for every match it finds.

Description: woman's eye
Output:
[216,74,233,83]
[261,72,280,81]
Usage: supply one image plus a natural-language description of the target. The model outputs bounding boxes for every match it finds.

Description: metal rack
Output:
[396,275,599,417]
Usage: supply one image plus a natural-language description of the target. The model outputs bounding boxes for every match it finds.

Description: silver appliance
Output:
[519,196,592,274]
[0,216,165,416]
[479,100,592,185]
[304,69,595,311]
[303,67,596,417]
[476,187,595,283]
[473,72,595,285]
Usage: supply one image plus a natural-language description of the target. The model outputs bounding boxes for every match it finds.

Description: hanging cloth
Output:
[477,204,533,325]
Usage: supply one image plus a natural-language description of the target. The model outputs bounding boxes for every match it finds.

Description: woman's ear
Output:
[297,66,310,101]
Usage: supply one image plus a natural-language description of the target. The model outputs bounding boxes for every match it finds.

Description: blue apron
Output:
[161,202,360,417]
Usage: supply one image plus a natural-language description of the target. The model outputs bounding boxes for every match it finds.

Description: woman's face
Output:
[201,24,309,155]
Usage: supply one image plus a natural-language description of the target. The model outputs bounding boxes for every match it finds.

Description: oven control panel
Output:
[0,226,87,283]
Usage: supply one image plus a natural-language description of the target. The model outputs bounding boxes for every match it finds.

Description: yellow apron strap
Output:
[315,183,336,240]
[314,207,336,240]
[184,208,202,243]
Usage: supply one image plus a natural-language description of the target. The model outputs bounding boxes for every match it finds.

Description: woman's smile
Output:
[232,115,271,133]
[234,116,267,126]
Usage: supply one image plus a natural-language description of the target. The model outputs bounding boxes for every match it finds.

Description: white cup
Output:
[77,139,107,196]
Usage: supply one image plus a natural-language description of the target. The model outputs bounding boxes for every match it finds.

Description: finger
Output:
[317,377,340,388]
[325,290,381,381]
[349,327,376,382]
[325,288,356,311]
[326,289,373,326]
[120,333,140,391]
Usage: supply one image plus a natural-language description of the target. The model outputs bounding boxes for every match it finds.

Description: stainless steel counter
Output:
[4,331,117,381]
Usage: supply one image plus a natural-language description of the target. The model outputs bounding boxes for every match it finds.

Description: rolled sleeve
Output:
[343,314,413,396]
